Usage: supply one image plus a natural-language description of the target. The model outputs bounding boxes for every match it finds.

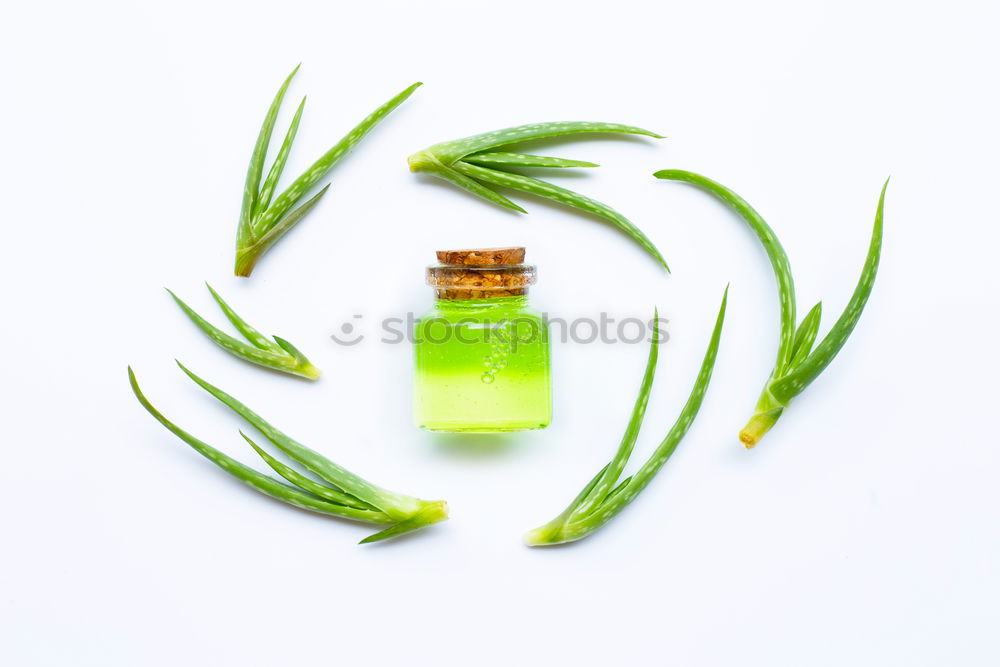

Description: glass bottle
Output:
[414,247,551,432]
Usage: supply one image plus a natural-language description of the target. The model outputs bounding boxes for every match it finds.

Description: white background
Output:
[2,0,998,665]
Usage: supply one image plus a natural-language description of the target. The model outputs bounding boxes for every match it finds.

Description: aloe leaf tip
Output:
[358,500,449,545]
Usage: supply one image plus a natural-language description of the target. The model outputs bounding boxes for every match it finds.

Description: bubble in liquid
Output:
[494,359,507,369]
[483,355,494,367]
[480,372,495,384]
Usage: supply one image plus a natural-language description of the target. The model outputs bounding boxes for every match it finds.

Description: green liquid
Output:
[414,296,551,432]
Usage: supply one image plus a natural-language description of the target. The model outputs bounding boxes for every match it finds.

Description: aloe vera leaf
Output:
[610,288,728,502]
[235,185,331,278]
[455,161,669,271]
[240,432,374,510]
[656,170,886,448]
[602,475,634,505]
[408,156,525,212]
[769,180,887,404]
[175,362,422,520]
[205,283,276,351]
[168,290,299,369]
[525,289,727,546]
[418,121,662,165]
[463,152,599,169]
[409,122,665,271]
[271,336,310,363]
[359,501,450,545]
[128,367,393,524]
[540,463,614,529]
[251,82,422,238]
[167,289,320,380]
[238,65,300,250]
[253,96,306,220]
[787,301,823,370]
[568,309,660,522]
[654,170,796,371]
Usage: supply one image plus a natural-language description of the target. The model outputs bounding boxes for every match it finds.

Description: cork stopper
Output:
[428,247,535,299]
[435,247,526,266]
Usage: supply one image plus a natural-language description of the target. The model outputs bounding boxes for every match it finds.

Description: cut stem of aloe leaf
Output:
[525,289,728,546]
[129,366,448,544]
[408,122,669,272]
[654,169,887,448]
[168,283,321,380]
[235,66,420,277]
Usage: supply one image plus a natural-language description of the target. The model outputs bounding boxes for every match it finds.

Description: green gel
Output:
[414,286,551,432]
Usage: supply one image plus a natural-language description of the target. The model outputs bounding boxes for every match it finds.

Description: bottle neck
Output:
[427,263,536,301]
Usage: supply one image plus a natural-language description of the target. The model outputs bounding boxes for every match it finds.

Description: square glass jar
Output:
[413,248,551,432]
